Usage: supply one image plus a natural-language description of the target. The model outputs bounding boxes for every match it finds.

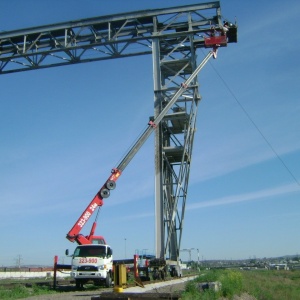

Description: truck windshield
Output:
[74,246,106,258]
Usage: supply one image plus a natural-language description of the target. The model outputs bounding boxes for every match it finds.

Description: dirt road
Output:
[22,279,187,300]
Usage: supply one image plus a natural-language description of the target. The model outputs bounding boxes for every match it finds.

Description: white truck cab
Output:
[67,244,113,289]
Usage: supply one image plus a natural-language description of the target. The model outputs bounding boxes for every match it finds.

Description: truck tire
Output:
[152,269,159,280]
[94,279,102,286]
[75,279,83,289]
[170,267,178,277]
[105,273,112,288]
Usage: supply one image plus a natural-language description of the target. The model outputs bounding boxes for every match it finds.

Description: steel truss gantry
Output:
[0,2,233,261]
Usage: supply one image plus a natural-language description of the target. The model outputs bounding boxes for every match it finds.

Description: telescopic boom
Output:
[66,48,217,245]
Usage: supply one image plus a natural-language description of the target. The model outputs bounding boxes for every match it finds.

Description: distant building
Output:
[269,263,288,270]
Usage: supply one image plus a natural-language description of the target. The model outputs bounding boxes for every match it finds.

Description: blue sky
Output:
[0,0,299,266]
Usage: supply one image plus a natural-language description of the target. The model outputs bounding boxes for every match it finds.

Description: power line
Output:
[208,59,300,186]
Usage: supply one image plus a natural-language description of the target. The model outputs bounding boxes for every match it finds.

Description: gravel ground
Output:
[22,278,189,300]
[22,278,256,300]
[22,285,183,300]
[23,287,112,300]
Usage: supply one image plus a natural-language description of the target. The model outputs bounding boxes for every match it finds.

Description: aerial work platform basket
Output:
[205,22,238,48]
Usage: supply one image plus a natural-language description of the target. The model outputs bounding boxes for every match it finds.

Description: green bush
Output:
[0,284,30,299]
[182,271,221,300]
[182,269,300,300]
[219,270,243,298]
[196,269,220,283]
[182,269,243,300]
[0,283,56,300]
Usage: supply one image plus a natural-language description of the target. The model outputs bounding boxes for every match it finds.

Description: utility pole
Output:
[124,238,127,259]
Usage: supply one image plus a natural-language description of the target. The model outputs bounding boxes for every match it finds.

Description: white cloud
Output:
[187,183,300,210]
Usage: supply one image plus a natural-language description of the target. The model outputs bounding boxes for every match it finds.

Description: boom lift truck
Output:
[65,30,230,286]
[0,1,237,288]
[66,48,219,246]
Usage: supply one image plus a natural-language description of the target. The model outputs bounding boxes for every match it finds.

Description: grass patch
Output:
[0,283,56,300]
[0,279,107,300]
[242,269,300,300]
[181,269,300,300]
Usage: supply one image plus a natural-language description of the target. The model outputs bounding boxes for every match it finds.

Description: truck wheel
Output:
[105,273,112,288]
[94,279,101,286]
[75,279,83,289]
[170,267,177,277]
[152,269,159,280]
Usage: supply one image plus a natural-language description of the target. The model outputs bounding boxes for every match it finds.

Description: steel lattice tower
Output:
[152,26,202,260]
[0,2,236,262]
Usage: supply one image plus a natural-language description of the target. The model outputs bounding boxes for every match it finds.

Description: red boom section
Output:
[66,168,122,244]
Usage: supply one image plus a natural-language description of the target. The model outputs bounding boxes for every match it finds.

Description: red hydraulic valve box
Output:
[204,35,227,47]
